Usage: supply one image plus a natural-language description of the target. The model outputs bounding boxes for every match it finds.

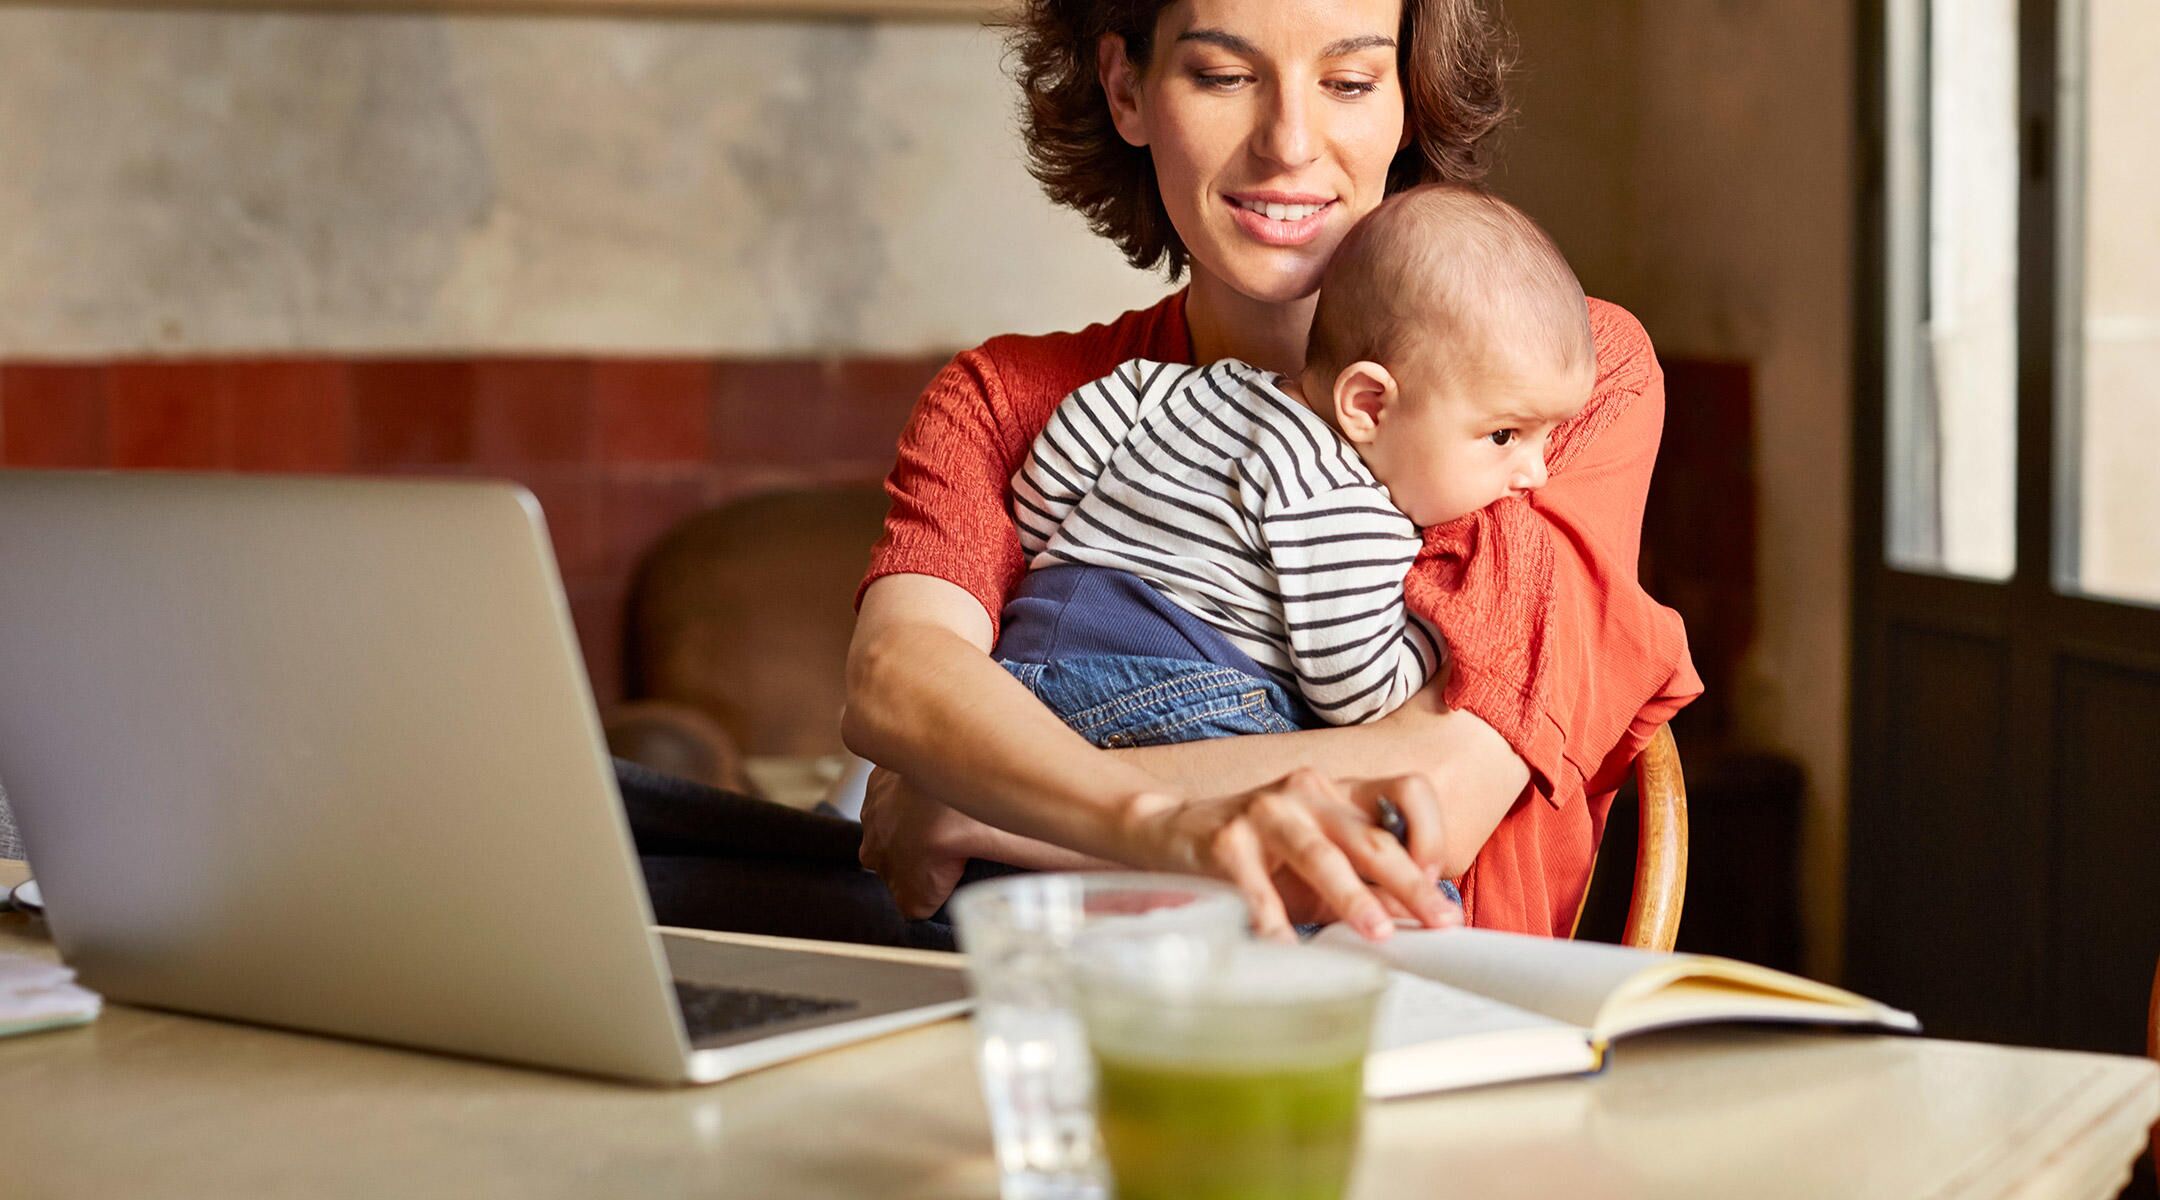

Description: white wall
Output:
[2075,0,2160,604]
[0,9,1166,358]
[1502,0,1857,980]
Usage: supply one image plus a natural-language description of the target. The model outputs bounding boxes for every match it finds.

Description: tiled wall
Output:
[0,353,1754,734]
[0,355,945,702]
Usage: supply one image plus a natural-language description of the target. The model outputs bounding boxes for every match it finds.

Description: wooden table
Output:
[2,860,2153,1199]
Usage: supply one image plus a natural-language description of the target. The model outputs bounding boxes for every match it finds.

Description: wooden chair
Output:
[606,486,890,792]
[2147,955,2158,1184]
[1571,723,1690,952]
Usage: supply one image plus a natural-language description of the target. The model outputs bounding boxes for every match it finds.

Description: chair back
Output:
[1570,723,1689,951]
[2147,955,2158,1185]
[624,486,889,759]
[1623,724,1689,951]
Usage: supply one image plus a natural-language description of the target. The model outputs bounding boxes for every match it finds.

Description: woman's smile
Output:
[1110,0,1409,312]
[1223,191,1338,246]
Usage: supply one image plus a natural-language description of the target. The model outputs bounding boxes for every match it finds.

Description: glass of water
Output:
[949,872,1247,1200]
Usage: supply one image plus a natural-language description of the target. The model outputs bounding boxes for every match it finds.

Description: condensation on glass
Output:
[2055,0,2160,607]
[1885,0,2020,581]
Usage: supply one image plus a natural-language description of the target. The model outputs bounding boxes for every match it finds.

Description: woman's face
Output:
[1106,0,1410,304]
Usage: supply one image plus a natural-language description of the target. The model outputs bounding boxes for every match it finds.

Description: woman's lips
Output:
[1224,196,1336,247]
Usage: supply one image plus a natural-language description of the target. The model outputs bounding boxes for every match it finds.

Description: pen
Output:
[1376,795,1409,847]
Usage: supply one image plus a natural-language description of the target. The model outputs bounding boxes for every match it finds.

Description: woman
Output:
[841,0,1699,940]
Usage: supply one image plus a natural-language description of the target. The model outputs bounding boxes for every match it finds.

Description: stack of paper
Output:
[0,953,100,1038]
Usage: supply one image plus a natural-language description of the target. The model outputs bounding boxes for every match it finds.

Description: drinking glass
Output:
[1073,939,1388,1200]
[949,872,1247,1200]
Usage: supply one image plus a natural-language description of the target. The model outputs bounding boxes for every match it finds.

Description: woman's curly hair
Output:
[1003,0,1514,280]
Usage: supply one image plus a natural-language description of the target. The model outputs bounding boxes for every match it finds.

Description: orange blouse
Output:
[859,290,1702,935]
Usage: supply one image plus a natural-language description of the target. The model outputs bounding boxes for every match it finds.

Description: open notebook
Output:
[1313,927,1919,1099]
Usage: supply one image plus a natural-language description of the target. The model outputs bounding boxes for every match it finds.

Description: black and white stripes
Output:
[1010,358,1443,725]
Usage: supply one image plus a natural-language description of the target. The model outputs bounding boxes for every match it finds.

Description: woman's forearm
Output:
[847,576,1526,881]
[1115,687,1529,878]
[842,577,1170,865]
[850,576,1511,931]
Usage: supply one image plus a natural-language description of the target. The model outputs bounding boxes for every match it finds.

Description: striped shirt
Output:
[1009,358,1445,725]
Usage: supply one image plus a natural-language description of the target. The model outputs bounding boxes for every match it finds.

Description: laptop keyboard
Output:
[672,980,860,1041]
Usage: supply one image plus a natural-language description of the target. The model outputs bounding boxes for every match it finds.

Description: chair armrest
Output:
[1623,724,1689,952]
[601,699,756,797]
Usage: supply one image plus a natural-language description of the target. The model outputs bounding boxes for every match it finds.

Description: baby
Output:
[994,183,1596,750]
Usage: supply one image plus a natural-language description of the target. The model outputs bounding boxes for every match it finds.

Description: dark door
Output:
[1849,0,2160,1053]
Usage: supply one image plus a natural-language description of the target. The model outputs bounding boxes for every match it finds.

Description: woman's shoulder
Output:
[952,291,1191,416]
[1586,297,1658,400]
[1544,298,1662,475]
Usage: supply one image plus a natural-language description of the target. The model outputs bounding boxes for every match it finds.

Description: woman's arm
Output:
[845,574,1462,937]
[843,573,1170,859]
[855,659,1525,916]
[856,764,1129,929]
[1114,687,1527,882]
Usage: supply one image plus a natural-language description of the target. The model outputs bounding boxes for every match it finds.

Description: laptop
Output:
[0,471,970,1084]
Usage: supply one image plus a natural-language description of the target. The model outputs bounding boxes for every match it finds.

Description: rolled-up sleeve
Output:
[856,350,1031,639]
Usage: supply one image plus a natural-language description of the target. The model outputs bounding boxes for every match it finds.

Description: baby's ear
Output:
[1332,362,1398,444]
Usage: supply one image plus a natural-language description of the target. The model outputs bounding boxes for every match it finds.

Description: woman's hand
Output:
[857,767,978,919]
[1126,769,1463,941]
[859,765,1127,918]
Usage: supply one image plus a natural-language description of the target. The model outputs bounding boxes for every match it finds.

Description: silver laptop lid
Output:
[0,472,692,1081]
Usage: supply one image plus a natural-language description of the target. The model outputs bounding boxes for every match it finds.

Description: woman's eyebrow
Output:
[1318,34,1397,57]
[1176,28,1260,54]
[1175,29,1397,59]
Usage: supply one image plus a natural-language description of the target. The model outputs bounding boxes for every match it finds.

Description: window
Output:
[2057,0,2160,606]
[1884,0,2021,581]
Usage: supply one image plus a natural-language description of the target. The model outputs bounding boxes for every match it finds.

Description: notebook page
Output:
[1367,968,1575,1053]
[1604,975,1920,1038]
[1333,927,1665,1029]
[1363,970,1597,1097]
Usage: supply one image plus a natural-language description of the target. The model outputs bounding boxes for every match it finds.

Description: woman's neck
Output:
[1183,269,1319,376]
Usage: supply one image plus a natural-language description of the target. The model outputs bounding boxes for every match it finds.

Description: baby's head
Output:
[1301,184,1595,527]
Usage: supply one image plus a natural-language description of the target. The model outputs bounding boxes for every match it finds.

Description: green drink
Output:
[1092,1053,1366,1200]
[1074,939,1385,1200]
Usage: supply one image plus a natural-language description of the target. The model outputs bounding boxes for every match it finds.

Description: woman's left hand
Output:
[859,766,1131,918]
[857,766,981,919]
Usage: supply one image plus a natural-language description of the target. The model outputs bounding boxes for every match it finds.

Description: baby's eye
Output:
[1487,429,1517,447]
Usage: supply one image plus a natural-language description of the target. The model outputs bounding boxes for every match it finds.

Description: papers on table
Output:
[0,952,100,1038]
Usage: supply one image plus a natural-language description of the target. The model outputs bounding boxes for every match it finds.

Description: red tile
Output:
[593,360,713,464]
[475,358,593,465]
[109,361,224,469]
[599,472,712,574]
[500,469,604,577]
[833,356,942,412]
[566,575,629,705]
[349,361,476,467]
[700,471,747,507]
[221,360,350,472]
[710,466,829,508]
[1,364,108,467]
[711,360,830,466]
[827,356,938,466]
[817,460,896,488]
